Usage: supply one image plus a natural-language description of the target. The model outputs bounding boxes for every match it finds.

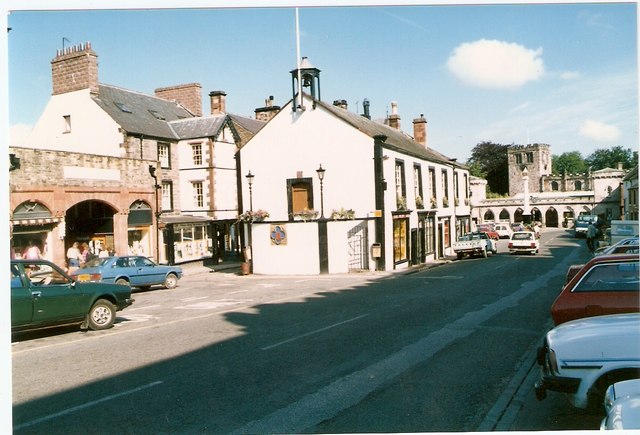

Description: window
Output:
[429,168,436,206]
[192,143,203,166]
[287,178,314,218]
[515,154,523,165]
[161,181,173,211]
[114,102,132,113]
[395,160,406,207]
[192,181,204,208]
[574,180,582,191]
[393,217,409,263]
[526,152,534,163]
[574,262,639,292]
[441,169,449,205]
[413,164,423,208]
[551,181,559,191]
[63,115,71,133]
[148,109,165,120]
[158,143,170,168]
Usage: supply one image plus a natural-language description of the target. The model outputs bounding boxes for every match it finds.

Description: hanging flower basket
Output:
[237,209,270,223]
[292,210,319,221]
[330,208,355,220]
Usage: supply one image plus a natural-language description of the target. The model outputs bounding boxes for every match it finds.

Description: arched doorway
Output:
[66,200,118,257]
[499,209,511,222]
[531,208,543,223]
[545,207,559,227]
[514,208,524,223]
[128,200,153,257]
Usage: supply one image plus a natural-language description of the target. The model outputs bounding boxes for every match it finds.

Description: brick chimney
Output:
[51,42,99,95]
[255,96,281,122]
[209,91,227,115]
[155,83,202,116]
[413,114,428,147]
[387,101,400,130]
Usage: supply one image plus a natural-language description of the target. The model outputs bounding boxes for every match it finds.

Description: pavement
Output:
[178,256,456,278]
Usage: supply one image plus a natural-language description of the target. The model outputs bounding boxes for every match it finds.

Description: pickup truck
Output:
[453,232,498,260]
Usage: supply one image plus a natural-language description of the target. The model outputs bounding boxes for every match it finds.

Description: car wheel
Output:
[456,252,464,260]
[87,299,116,330]
[164,273,178,289]
[115,278,130,287]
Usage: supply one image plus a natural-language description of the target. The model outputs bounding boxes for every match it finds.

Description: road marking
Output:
[261,314,370,351]
[14,381,163,430]
[182,296,209,302]
[422,276,464,280]
[175,299,249,310]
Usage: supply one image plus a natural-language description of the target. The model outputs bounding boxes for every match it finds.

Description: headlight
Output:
[603,384,616,412]
[548,349,559,374]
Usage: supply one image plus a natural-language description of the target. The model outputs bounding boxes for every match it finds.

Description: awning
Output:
[11,217,62,226]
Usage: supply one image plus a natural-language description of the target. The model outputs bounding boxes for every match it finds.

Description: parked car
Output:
[550,254,639,325]
[452,231,498,259]
[11,259,134,332]
[494,223,513,239]
[508,231,539,255]
[600,379,640,430]
[476,224,499,240]
[595,236,639,256]
[70,256,183,290]
[534,313,640,411]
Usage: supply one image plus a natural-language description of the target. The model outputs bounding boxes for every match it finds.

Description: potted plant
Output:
[415,195,424,209]
[330,208,355,220]
[292,209,319,222]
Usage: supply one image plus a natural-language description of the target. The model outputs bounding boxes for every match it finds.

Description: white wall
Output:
[251,222,320,275]
[27,89,124,156]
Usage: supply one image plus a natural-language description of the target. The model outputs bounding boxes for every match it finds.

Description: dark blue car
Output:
[71,256,183,290]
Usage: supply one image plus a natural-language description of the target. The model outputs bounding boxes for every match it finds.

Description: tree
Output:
[466,141,509,194]
[552,151,587,175]
[585,146,637,170]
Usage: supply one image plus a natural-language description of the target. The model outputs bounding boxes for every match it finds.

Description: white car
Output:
[601,379,640,430]
[508,231,539,255]
[535,313,640,411]
[494,223,513,239]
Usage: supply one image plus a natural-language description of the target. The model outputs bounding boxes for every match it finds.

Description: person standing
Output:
[586,223,597,253]
[24,240,42,260]
[66,242,82,269]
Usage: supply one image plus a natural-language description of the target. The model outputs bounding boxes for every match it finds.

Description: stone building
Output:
[471,143,627,227]
[11,42,265,268]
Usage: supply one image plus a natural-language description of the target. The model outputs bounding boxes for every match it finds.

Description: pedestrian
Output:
[99,246,111,258]
[586,222,597,253]
[24,240,42,259]
[66,242,82,269]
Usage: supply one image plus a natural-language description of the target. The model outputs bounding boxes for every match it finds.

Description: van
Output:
[494,223,513,239]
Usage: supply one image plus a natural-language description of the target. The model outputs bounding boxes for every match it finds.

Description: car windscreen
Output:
[573,261,640,292]
[84,257,111,268]
[512,233,533,240]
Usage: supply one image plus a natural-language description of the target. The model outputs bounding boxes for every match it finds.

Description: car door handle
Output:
[31,291,42,298]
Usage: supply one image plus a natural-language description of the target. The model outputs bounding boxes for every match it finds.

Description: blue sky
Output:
[3,1,638,162]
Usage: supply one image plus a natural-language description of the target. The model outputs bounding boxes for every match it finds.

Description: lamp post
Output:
[246,171,254,211]
[316,164,326,218]
[148,165,161,262]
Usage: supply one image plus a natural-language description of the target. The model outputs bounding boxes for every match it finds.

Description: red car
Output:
[476,224,499,240]
[551,254,639,325]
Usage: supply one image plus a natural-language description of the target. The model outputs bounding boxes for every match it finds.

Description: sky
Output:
[2,1,639,163]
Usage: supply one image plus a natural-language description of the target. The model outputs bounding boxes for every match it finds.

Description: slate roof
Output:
[313,97,465,168]
[92,84,193,139]
[92,83,262,142]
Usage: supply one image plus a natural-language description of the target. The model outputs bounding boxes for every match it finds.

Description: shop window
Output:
[393,218,409,263]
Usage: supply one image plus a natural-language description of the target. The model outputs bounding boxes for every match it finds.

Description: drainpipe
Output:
[374,135,387,271]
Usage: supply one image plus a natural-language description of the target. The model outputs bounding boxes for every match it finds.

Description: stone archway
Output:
[483,210,495,222]
[66,200,118,257]
[514,208,524,223]
[499,209,511,222]
[545,207,559,227]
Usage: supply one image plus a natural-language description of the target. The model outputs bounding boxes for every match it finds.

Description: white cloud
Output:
[509,101,531,113]
[10,124,32,146]
[579,119,621,142]
[446,39,544,89]
[559,71,582,80]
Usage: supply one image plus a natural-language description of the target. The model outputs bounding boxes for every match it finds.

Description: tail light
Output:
[75,273,102,282]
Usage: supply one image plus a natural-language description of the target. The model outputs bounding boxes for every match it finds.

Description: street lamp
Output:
[316,164,326,218]
[148,165,161,262]
[246,171,255,211]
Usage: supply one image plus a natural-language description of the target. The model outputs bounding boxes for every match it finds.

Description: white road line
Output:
[261,314,370,351]
[14,381,163,431]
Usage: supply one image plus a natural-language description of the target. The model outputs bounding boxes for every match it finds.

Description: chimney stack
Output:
[362,98,371,119]
[155,83,202,116]
[209,91,227,115]
[413,114,428,147]
[333,99,348,110]
[255,96,281,122]
[51,42,99,95]
[387,101,400,130]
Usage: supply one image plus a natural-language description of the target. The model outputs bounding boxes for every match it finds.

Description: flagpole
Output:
[295,7,303,110]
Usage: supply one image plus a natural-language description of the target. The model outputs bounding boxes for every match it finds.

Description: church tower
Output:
[507,143,552,196]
